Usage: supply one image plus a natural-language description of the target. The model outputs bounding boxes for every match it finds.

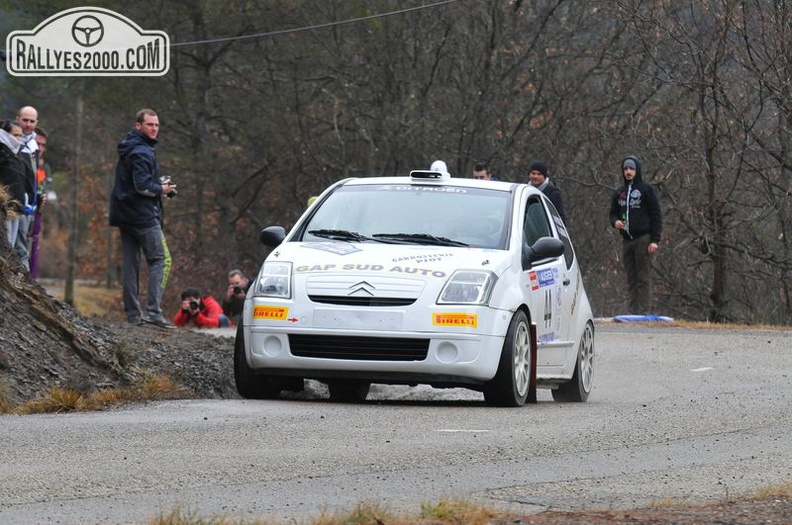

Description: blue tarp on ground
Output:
[613,314,674,323]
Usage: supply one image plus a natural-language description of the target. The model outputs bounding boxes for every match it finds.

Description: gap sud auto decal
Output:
[295,263,446,278]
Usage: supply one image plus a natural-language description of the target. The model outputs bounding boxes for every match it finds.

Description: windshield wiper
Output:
[372,233,468,247]
[308,229,372,242]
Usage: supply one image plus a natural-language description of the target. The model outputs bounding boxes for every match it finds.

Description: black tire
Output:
[483,310,532,407]
[327,380,371,403]
[552,321,594,402]
[280,376,305,393]
[233,322,282,399]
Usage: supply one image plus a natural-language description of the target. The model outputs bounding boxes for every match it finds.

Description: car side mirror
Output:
[260,225,286,248]
[522,237,565,269]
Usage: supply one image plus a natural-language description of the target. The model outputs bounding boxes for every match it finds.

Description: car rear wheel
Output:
[552,321,594,402]
[233,322,283,399]
[327,380,371,403]
[483,310,531,407]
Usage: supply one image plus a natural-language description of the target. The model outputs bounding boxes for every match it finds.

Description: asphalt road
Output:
[1,323,790,524]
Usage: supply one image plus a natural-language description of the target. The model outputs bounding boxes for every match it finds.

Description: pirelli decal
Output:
[433,313,478,328]
[253,305,289,320]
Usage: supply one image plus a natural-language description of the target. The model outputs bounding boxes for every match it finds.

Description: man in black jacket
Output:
[109,108,178,327]
[528,161,567,224]
[608,155,663,313]
[222,269,252,324]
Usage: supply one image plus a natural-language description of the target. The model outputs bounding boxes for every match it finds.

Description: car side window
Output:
[548,206,575,269]
[524,198,552,246]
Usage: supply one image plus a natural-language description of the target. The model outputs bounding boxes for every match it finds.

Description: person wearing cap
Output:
[528,161,567,224]
[608,155,663,313]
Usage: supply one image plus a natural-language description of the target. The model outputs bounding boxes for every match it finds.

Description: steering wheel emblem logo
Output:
[71,15,104,47]
[8,6,170,76]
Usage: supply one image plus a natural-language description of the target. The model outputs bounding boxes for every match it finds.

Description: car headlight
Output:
[253,262,292,299]
[437,270,497,305]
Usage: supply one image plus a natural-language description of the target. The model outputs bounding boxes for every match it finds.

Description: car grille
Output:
[308,295,415,307]
[289,334,429,361]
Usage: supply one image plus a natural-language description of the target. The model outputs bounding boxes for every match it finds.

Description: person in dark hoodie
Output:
[608,155,663,313]
[528,161,567,224]
[1,120,31,249]
[109,109,178,328]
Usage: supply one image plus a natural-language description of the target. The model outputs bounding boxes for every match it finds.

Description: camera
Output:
[159,175,178,199]
[233,285,243,295]
[189,300,199,310]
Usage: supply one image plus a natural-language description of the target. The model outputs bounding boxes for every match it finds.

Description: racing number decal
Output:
[544,289,552,329]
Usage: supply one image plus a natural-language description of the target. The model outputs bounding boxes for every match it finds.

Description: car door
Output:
[521,194,568,367]
[547,204,579,359]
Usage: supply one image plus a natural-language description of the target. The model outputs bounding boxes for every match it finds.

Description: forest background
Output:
[1,0,791,325]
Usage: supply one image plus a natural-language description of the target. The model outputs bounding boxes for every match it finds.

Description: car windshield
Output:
[301,183,511,249]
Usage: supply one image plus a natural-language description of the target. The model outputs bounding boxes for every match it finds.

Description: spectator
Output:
[109,108,178,328]
[222,269,252,322]
[173,288,231,328]
[0,120,27,248]
[608,155,663,313]
[29,126,51,280]
[472,161,499,181]
[528,161,567,224]
[13,106,39,270]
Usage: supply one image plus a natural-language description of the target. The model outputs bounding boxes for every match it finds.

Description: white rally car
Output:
[235,168,594,406]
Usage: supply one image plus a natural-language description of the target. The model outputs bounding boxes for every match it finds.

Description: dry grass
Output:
[418,499,499,524]
[150,506,227,525]
[148,500,499,525]
[314,501,395,525]
[6,373,187,415]
[753,480,792,498]
[0,376,17,413]
[43,281,122,319]
[145,488,792,524]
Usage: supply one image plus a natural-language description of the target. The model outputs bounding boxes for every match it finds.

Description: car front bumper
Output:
[243,299,512,385]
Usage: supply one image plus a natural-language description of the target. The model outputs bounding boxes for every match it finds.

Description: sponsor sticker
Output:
[535,268,556,287]
[529,271,539,290]
[304,242,361,255]
[6,6,169,76]
[253,305,289,320]
[433,313,477,328]
[529,268,556,290]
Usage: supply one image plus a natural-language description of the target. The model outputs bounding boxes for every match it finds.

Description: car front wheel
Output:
[233,322,283,400]
[327,380,371,403]
[552,321,594,402]
[483,310,532,407]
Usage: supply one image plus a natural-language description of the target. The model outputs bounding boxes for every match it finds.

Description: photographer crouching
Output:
[173,288,232,329]
[222,269,251,324]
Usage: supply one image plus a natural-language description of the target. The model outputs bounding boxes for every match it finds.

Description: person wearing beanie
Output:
[528,161,567,224]
[608,155,663,313]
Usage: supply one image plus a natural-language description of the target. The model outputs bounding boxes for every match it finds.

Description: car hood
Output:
[270,241,513,280]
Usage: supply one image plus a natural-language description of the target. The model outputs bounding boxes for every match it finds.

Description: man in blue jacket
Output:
[109,109,178,327]
[609,155,663,313]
